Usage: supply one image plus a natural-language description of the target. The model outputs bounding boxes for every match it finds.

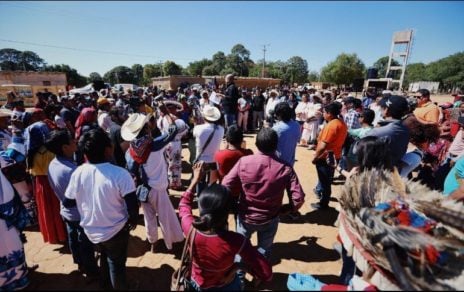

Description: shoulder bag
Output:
[171,226,196,291]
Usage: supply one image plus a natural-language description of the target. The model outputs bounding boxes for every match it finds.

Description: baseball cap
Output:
[379,95,409,117]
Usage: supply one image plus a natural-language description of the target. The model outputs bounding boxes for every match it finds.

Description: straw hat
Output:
[121,113,148,141]
[0,108,13,118]
[202,105,221,122]
[97,97,110,106]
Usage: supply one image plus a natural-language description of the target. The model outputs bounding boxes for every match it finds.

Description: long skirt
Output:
[0,218,29,290]
[166,140,183,189]
[141,188,184,249]
[33,176,67,244]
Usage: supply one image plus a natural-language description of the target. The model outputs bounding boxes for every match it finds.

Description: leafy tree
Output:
[285,56,309,84]
[43,64,87,87]
[103,66,135,84]
[0,48,46,71]
[187,58,212,76]
[162,61,183,76]
[320,53,366,86]
[88,72,102,82]
[143,63,163,82]
[202,65,218,76]
[131,64,144,85]
[307,70,320,82]
[226,44,252,76]
[211,51,227,74]
[372,56,400,78]
[404,63,426,87]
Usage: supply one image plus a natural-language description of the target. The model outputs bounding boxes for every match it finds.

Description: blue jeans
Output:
[235,216,279,261]
[224,113,237,129]
[190,274,242,291]
[97,225,130,290]
[64,219,98,276]
[235,216,278,287]
[340,245,356,285]
[315,160,335,207]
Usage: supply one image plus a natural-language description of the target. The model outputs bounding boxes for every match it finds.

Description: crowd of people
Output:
[0,72,463,290]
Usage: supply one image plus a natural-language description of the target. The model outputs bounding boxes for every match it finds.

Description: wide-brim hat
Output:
[163,100,184,112]
[121,113,149,141]
[202,105,221,122]
[0,108,13,118]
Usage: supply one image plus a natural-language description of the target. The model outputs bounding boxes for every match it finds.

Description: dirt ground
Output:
[22,93,454,291]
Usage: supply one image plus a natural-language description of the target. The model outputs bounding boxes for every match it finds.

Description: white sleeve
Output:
[64,171,78,200]
[119,169,136,197]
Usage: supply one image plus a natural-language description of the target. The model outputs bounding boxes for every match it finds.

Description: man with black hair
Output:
[272,102,301,166]
[64,128,138,290]
[365,95,410,168]
[311,102,348,210]
[222,127,305,286]
[413,88,440,124]
[222,74,240,128]
[46,129,98,278]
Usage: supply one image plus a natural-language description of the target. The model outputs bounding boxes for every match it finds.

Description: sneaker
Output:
[311,203,329,210]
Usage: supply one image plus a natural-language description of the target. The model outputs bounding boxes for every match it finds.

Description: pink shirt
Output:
[222,152,305,225]
[178,190,272,289]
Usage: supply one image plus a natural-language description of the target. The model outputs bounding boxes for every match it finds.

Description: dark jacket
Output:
[222,82,240,114]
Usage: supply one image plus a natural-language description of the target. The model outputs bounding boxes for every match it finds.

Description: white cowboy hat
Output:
[121,113,148,141]
[202,105,221,122]
[0,108,13,118]
[162,100,184,112]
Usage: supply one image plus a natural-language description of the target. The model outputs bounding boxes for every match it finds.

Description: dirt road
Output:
[23,133,344,291]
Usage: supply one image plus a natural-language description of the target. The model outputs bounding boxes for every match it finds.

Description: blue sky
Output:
[0,1,463,77]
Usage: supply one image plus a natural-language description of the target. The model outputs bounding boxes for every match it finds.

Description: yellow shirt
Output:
[413,102,440,123]
[29,146,55,176]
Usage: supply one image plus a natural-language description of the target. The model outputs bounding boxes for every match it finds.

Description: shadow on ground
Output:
[271,236,340,266]
[25,264,175,290]
[280,207,339,226]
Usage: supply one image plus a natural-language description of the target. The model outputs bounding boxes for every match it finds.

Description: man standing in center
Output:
[222,127,305,285]
[311,102,348,210]
[222,74,240,129]
[272,102,301,166]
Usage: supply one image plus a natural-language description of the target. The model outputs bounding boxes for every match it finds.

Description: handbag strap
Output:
[194,124,217,164]
[175,226,196,289]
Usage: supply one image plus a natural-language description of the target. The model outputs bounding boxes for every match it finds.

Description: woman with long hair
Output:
[178,162,272,290]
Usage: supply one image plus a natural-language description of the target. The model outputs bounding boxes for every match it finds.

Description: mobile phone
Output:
[203,162,218,172]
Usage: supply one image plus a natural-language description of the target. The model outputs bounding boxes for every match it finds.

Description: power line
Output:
[0,38,195,62]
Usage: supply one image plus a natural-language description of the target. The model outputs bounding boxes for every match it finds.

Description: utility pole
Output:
[261,44,270,78]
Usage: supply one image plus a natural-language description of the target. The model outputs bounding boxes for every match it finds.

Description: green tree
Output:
[285,56,309,84]
[43,64,87,87]
[320,53,366,86]
[372,56,400,78]
[88,72,102,82]
[211,51,227,74]
[404,63,427,87]
[202,65,218,76]
[162,61,183,76]
[103,66,135,84]
[131,64,144,85]
[226,44,252,76]
[0,48,46,71]
[307,70,320,82]
[186,58,212,76]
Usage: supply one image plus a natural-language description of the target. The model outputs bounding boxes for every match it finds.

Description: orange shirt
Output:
[413,102,440,124]
[317,118,348,159]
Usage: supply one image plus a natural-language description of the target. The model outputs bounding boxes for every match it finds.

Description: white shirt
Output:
[142,137,170,191]
[295,101,310,122]
[65,163,136,244]
[98,110,114,133]
[237,97,249,111]
[193,123,224,163]
[265,97,281,118]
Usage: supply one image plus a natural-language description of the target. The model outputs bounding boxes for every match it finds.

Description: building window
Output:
[42,81,51,86]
